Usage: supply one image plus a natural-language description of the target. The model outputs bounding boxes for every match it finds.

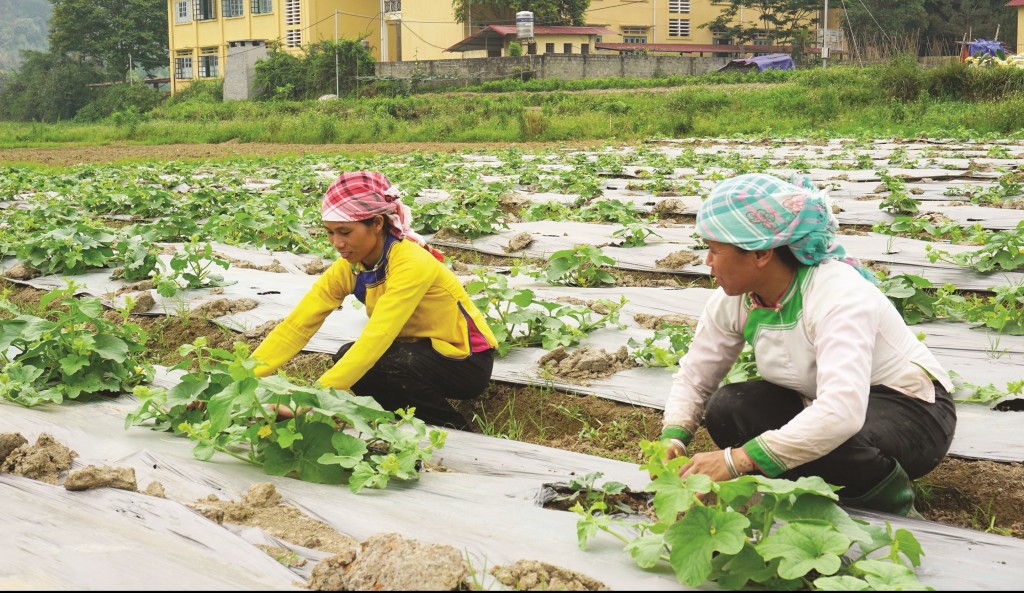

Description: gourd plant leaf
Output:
[665,505,749,586]
[757,521,850,580]
[850,558,926,590]
[623,533,665,569]
[646,471,712,522]
[92,334,129,363]
[263,421,346,485]
[317,431,369,469]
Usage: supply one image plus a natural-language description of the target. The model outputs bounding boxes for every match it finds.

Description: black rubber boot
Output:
[839,462,923,518]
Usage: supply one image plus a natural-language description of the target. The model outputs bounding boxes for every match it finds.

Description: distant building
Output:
[1008,0,1024,53]
[444,26,617,57]
[166,1,843,96]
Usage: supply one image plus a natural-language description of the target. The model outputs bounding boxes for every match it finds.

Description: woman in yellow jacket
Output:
[251,171,498,430]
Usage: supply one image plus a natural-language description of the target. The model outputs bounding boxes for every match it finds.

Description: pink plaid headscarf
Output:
[322,171,443,262]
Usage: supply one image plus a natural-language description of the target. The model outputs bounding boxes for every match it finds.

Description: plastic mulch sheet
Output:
[2,383,1024,591]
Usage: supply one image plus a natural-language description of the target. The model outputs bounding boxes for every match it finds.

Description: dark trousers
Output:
[703,380,957,498]
[333,339,494,431]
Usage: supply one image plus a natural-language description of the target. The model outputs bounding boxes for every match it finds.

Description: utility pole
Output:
[822,0,829,68]
[335,9,340,97]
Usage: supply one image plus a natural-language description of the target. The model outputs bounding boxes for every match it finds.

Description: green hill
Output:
[0,0,51,72]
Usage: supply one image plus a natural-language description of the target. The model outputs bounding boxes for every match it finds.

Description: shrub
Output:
[73,83,165,122]
[878,54,923,102]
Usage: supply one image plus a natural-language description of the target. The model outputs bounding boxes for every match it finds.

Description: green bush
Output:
[254,39,375,101]
[163,79,224,106]
[878,54,924,102]
[73,83,165,122]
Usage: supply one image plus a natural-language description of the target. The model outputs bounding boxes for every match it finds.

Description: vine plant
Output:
[0,285,153,406]
[465,269,626,356]
[126,338,443,493]
[574,440,929,590]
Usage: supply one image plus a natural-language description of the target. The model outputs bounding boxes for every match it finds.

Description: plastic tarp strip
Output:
[2,388,1024,591]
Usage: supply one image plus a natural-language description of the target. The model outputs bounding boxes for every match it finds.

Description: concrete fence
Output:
[373,54,738,86]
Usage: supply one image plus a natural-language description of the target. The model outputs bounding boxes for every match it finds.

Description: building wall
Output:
[586,0,837,47]
[392,2,464,61]
[168,0,842,95]
[375,54,732,84]
[1018,8,1024,55]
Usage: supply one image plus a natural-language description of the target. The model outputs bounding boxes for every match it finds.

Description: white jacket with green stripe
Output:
[664,260,953,477]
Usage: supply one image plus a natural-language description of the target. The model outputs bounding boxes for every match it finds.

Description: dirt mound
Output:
[504,231,535,253]
[0,432,77,485]
[3,263,41,280]
[492,559,610,591]
[538,346,636,386]
[655,249,699,269]
[633,312,697,330]
[195,297,259,318]
[214,252,289,273]
[188,482,358,555]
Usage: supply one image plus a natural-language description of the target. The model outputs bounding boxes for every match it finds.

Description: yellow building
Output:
[584,0,844,55]
[167,0,464,94]
[168,1,844,94]
[1009,0,1024,54]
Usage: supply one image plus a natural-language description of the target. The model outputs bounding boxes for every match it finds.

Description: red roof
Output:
[484,25,618,36]
[446,25,618,52]
[1007,0,1024,6]
[596,42,821,55]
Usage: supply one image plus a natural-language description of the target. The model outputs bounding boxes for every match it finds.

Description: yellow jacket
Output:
[252,237,498,390]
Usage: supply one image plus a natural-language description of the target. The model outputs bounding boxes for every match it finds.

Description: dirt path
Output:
[0,140,612,168]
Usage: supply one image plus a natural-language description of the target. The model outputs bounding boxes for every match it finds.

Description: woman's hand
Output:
[267,404,309,421]
[680,448,753,482]
[665,438,688,460]
[680,450,734,482]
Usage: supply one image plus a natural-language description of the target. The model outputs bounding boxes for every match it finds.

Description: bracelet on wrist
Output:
[723,446,741,479]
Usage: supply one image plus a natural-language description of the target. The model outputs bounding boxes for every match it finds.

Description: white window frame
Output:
[175,53,194,79]
[668,19,691,37]
[193,0,217,21]
[222,0,244,18]
[286,28,302,48]
[251,0,272,15]
[175,1,190,23]
[623,35,647,44]
[198,50,219,78]
[285,0,300,26]
[668,0,691,13]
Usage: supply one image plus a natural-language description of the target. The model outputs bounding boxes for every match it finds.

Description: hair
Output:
[357,215,389,233]
[774,245,800,269]
[733,243,800,269]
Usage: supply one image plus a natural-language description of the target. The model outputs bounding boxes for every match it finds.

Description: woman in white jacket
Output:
[662,172,956,516]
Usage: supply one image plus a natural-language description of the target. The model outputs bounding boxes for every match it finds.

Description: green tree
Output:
[842,0,928,40]
[0,49,103,121]
[451,0,590,28]
[701,0,823,45]
[921,1,1017,54]
[47,0,168,81]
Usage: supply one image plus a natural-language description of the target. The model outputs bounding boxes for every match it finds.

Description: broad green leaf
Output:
[624,533,665,569]
[647,471,711,523]
[853,558,929,590]
[263,421,345,484]
[812,574,871,590]
[92,334,129,363]
[59,354,90,376]
[775,494,873,545]
[712,543,779,590]
[665,505,749,586]
[757,522,849,580]
[317,431,369,469]
[892,528,925,567]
